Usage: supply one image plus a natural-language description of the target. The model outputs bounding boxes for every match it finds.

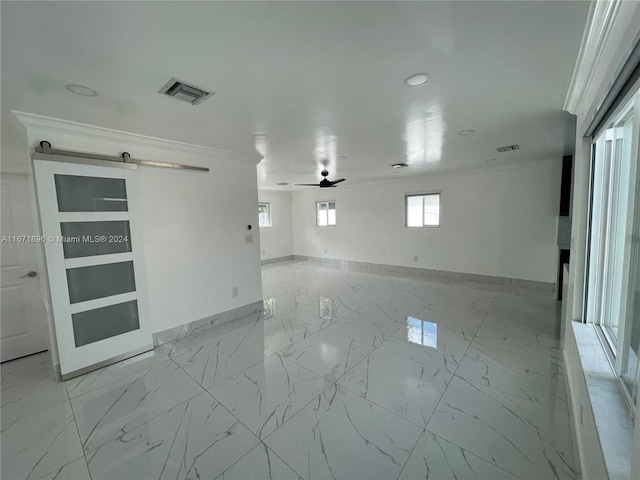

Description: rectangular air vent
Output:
[496,144,520,153]
[391,162,409,168]
[159,78,213,105]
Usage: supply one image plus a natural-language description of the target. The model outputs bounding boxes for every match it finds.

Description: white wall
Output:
[292,160,561,283]
[15,113,263,341]
[137,158,262,333]
[258,190,293,261]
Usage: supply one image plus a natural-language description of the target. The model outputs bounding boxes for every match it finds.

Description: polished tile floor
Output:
[1,260,577,479]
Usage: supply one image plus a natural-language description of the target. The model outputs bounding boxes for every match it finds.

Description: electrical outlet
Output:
[413,255,418,262]
[262,250,266,255]
[245,234,253,244]
[232,286,239,297]
[324,249,328,254]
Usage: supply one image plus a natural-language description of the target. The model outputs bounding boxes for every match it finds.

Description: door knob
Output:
[20,271,37,278]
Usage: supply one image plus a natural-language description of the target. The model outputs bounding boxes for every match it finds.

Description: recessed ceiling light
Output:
[65,84,98,97]
[458,129,475,136]
[254,134,269,140]
[391,162,409,168]
[277,182,289,186]
[404,73,430,87]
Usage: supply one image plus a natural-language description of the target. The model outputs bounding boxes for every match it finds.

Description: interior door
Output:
[1,172,49,362]
[33,159,152,379]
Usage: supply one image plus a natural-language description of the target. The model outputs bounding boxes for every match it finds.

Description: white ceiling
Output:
[1,1,589,189]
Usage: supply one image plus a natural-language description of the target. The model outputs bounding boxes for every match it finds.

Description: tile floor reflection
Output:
[0,260,576,479]
[406,316,438,347]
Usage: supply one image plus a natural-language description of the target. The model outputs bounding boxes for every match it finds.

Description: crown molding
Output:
[0,161,31,175]
[564,0,624,115]
[12,111,260,166]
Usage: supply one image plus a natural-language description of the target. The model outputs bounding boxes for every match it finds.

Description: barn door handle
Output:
[20,271,37,278]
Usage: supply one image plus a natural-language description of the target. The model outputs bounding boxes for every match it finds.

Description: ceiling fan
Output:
[295,169,346,188]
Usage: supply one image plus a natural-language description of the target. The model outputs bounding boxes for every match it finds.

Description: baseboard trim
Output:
[60,344,154,381]
[261,255,295,265]
[292,255,554,291]
[153,300,264,347]
[53,361,61,381]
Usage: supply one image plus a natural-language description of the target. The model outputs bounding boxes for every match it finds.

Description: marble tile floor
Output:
[1,260,577,480]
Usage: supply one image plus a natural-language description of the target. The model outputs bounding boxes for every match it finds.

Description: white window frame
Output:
[585,85,640,410]
[405,192,441,227]
[258,202,272,228]
[316,200,336,227]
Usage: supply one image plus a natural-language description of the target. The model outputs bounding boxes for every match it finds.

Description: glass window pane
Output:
[623,258,640,404]
[603,120,634,347]
[586,136,612,325]
[67,261,136,304]
[60,221,132,258]
[317,202,328,226]
[54,175,128,212]
[328,202,336,226]
[407,196,423,227]
[424,194,440,226]
[621,114,640,404]
[72,300,139,347]
[259,203,271,227]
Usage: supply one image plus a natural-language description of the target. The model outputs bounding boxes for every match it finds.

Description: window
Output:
[316,201,336,226]
[258,202,271,228]
[586,86,640,407]
[406,193,440,227]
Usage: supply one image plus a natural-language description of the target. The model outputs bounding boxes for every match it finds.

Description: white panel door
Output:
[33,159,152,379]
[1,172,49,362]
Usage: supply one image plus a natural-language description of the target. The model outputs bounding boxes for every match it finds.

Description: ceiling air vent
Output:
[391,162,409,168]
[496,144,520,153]
[159,77,214,105]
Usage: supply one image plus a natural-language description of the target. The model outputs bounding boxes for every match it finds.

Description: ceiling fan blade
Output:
[294,183,320,186]
[329,178,346,185]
